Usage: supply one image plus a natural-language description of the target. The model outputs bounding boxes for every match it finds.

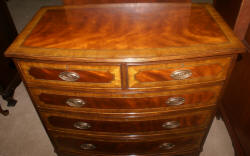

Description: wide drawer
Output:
[58,150,200,156]
[51,131,203,155]
[128,57,231,88]
[30,85,221,113]
[40,109,213,134]
[16,61,121,88]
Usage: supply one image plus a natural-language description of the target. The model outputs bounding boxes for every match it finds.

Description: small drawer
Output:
[16,61,121,88]
[128,57,231,88]
[30,85,221,113]
[51,132,203,155]
[40,109,213,134]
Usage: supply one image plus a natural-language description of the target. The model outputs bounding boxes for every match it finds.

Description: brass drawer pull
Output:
[74,121,91,130]
[59,71,80,82]
[162,121,180,129]
[66,98,85,107]
[166,97,185,106]
[159,143,175,150]
[171,69,192,80]
[80,143,96,150]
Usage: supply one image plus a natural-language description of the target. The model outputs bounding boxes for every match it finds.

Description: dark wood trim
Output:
[213,0,250,155]
[219,104,246,156]
[233,0,250,40]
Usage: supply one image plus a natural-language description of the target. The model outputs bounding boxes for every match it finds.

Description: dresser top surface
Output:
[6,3,245,62]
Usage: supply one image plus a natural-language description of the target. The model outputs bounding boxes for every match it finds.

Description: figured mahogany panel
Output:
[40,109,212,134]
[58,150,200,156]
[51,132,203,155]
[29,85,222,113]
[17,61,121,88]
[128,57,231,88]
[29,67,113,83]
[5,4,245,62]
[22,4,227,50]
[63,0,191,5]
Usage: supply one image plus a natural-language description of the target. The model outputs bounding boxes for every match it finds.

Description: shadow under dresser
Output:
[5,3,245,156]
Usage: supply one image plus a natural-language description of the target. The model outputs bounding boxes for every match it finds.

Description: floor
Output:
[0,0,233,156]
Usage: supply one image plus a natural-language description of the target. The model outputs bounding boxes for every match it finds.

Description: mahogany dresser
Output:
[5,3,245,156]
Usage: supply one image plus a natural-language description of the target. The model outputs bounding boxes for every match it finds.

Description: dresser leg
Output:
[215,108,221,120]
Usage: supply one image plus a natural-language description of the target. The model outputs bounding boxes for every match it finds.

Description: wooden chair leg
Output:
[0,103,9,116]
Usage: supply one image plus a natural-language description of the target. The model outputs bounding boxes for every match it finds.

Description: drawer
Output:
[128,57,231,88]
[16,61,121,88]
[51,132,203,155]
[58,150,199,156]
[40,109,213,134]
[30,85,221,113]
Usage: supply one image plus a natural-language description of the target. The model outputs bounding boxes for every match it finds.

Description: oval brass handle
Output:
[162,121,180,129]
[166,97,185,106]
[80,143,96,150]
[170,69,192,80]
[159,143,175,150]
[66,98,85,107]
[74,121,91,130]
[59,71,80,82]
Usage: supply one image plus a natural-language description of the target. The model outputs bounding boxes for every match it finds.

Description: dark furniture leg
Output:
[0,0,20,116]
[0,102,9,116]
[0,73,21,107]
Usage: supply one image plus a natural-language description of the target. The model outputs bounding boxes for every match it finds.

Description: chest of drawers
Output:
[5,3,245,156]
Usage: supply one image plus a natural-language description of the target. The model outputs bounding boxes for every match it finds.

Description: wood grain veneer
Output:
[40,109,212,134]
[17,61,121,88]
[22,5,227,50]
[29,85,221,113]
[29,68,114,83]
[5,3,244,62]
[4,3,245,156]
[51,131,203,155]
[58,150,200,156]
[128,57,231,88]
[63,0,191,5]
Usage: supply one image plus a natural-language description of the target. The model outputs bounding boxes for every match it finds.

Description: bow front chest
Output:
[5,3,245,156]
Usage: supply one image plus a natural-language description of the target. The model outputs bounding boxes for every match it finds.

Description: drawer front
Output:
[30,85,221,112]
[17,61,121,88]
[51,132,203,155]
[40,109,213,134]
[128,57,231,88]
[58,150,199,156]
[63,0,192,5]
